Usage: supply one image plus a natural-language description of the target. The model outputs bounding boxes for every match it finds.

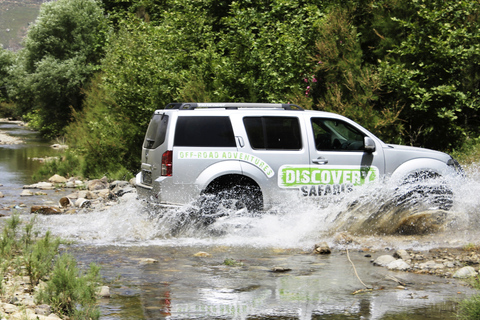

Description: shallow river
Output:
[1,121,480,319]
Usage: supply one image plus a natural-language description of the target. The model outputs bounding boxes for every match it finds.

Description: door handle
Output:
[236,136,245,148]
[312,157,328,165]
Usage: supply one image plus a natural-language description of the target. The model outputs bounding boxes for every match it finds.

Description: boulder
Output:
[387,259,411,271]
[373,255,396,267]
[394,249,411,261]
[453,266,477,279]
[88,177,109,191]
[314,242,331,254]
[48,174,67,183]
[31,205,62,215]
[418,260,444,270]
[20,190,34,197]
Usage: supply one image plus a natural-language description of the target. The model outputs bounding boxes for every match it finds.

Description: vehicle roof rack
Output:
[164,102,304,111]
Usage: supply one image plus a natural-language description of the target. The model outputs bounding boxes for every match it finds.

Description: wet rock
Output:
[334,232,355,244]
[48,174,67,183]
[139,258,158,263]
[387,259,411,271]
[194,251,211,257]
[30,205,62,215]
[0,191,4,198]
[95,189,115,200]
[78,190,95,199]
[23,182,54,190]
[394,249,411,261]
[373,255,396,267]
[314,242,331,254]
[271,267,292,272]
[3,303,18,313]
[453,266,477,279]
[20,190,34,197]
[418,260,444,270]
[88,177,109,191]
[97,286,111,298]
[129,177,136,186]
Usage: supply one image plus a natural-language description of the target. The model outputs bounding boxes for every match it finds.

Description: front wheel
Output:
[395,171,453,211]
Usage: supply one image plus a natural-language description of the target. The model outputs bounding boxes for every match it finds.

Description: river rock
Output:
[453,266,477,278]
[20,190,34,196]
[387,259,411,271]
[88,177,109,191]
[194,251,211,257]
[0,191,4,198]
[78,190,95,199]
[30,205,62,215]
[394,249,411,261]
[418,260,444,270]
[23,182,55,190]
[97,286,110,298]
[373,255,396,267]
[48,174,67,183]
[314,242,331,254]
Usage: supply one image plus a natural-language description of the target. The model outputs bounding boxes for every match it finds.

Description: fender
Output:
[195,160,243,190]
[389,158,452,185]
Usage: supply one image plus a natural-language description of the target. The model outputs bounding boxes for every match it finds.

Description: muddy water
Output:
[3,121,480,319]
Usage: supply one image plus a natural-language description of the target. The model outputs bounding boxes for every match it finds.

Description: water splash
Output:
[34,165,480,249]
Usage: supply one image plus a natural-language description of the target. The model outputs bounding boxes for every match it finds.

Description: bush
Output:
[36,254,101,320]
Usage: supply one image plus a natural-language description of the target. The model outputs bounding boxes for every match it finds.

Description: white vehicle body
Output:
[136,103,462,211]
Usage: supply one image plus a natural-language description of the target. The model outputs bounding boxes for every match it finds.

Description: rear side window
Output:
[174,116,236,147]
[144,113,169,149]
[243,116,302,150]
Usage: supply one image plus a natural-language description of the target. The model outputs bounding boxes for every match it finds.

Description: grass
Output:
[0,213,101,319]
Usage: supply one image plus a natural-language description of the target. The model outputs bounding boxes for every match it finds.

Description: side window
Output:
[311,118,365,151]
[144,113,169,149]
[174,116,236,147]
[243,116,302,150]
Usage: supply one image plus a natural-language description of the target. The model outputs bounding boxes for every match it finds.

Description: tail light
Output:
[161,150,173,176]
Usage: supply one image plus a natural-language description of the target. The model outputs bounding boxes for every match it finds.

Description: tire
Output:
[198,184,263,224]
[395,171,453,211]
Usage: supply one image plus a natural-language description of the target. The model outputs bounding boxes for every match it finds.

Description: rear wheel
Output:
[198,184,263,224]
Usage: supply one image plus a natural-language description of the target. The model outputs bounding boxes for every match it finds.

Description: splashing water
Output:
[34,164,480,250]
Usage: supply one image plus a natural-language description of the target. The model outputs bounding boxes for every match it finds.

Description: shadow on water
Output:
[31,164,480,319]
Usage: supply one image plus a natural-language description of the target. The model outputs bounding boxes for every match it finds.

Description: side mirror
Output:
[364,137,376,153]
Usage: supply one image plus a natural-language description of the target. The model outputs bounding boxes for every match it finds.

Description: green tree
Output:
[378,0,480,149]
[9,0,109,138]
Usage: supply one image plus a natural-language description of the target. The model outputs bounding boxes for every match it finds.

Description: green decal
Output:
[178,151,274,178]
[278,165,379,188]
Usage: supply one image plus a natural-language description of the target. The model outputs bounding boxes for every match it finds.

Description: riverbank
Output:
[0,119,24,144]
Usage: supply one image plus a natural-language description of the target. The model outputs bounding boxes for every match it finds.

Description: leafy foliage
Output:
[377,0,480,148]
[8,0,109,138]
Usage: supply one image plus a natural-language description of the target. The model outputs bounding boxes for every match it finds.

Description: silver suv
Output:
[136,103,463,213]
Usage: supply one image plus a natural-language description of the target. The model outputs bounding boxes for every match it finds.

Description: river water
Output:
[1,120,480,319]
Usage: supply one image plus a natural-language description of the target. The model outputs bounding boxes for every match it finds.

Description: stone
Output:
[2,303,17,313]
[51,144,68,150]
[314,242,331,254]
[78,190,95,199]
[453,266,477,279]
[30,205,62,215]
[387,259,411,271]
[0,191,3,198]
[194,251,211,257]
[23,182,54,190]
[373,255,396,267]
[419,260,444,270]
[20,190,34,197]
[97,286,111,298]
[35,304,52,316]
[48,174,67,183]
[140,258,158,263]
[88,177,109,191]
[394,249,411,261]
